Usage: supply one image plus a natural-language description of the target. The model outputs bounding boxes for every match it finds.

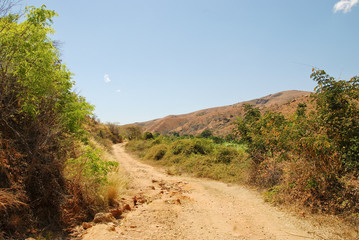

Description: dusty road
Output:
[81,144,355,240]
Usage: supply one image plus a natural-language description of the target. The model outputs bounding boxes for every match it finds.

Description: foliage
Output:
[106,123,123,143]
[234,104,288,165]
[0,6,93,134]
[126,135,249,183]
[66,146,119,184]
[170,138,213,155]
[120,125,142,140]
[0,5,117,238]
[311,70,359,171]
[144,144,168,160]
[199,129,213,138]
[61,137,126,229]
[84,119,124,151]
[233,70,359,217]
[143,131,154,140]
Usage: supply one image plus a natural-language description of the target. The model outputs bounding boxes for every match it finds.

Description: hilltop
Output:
[133,90,312,136]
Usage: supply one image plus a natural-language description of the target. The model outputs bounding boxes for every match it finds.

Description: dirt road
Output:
[81,144,354,240]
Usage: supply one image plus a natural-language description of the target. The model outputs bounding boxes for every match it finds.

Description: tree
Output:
[311,69,359,171]
[0,0,21,18]
[0,5,94,234]
[124,125,142,140]
[296,103,307,118]
[199,129,213,138]
[0,5,93,135]
[143,131,154,140]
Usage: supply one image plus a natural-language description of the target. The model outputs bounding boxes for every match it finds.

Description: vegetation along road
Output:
[80,143,353,240]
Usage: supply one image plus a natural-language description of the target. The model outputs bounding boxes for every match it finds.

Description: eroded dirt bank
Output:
[79,144,356,240]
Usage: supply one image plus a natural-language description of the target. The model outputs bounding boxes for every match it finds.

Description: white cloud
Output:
[104,74,111,83]
[334,0,359,13]
[115,89,121,93]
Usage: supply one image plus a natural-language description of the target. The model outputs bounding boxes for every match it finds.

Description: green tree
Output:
[0,5,94,233]
[296,103,307,118]
[311,70,359,171]
[143,131,154,140]
[0,5,93,135]
[234,105,288,164]
[199,129,213,138]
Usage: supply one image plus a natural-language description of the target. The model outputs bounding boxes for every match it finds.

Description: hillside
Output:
[134,90,312,136]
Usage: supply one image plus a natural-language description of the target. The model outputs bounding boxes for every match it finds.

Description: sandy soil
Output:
[80,144,357,240]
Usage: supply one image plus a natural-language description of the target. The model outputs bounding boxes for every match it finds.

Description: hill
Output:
[133,90,312,136]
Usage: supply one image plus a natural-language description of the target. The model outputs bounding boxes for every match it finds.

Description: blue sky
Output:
[23,1,359,124]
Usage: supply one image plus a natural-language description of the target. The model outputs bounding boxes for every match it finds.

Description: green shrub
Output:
[214,146,239,164]
[66,146,119,184]
[199,129,213,138]
[232,70,359,217]
[126,139,151,152]
[170,139,189,155]
[181,139,213,155]
[143,131,154,140]
[127,136,249,183]
[144,144,168,160]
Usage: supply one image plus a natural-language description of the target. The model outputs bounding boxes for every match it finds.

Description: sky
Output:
[20,0,359,124]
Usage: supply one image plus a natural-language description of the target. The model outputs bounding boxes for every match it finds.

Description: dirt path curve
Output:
[81,144,347,240]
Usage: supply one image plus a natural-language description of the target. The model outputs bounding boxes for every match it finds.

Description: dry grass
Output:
[89,137,129,206]
[0,189,31,236]
[105,170,129,207]
[132,90,311,136]
[278,202,359,239]
[0,190,28,213]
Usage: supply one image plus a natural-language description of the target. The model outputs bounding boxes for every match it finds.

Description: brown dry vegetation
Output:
[133,90,312,136]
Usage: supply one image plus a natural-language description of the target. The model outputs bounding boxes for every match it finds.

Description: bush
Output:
[63,140,121,225]
[144,144,168,160]
[199,129,213,138]
[184,139,213,155]
[107,124,123,143]
[127,136,249,183]
[66,146,118,184]
[143,131,154,140]
[232,70,359,218]
[214,146,239,164]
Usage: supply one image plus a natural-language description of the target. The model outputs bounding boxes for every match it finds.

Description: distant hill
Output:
[132,90,312,136]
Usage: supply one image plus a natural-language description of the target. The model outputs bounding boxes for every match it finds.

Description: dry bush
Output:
[248,155,284,188]
[273,152,354,214]
[0,189,30,234]
[84,119,124,151]
[105,170,129,207]
[60,181,90,228]
[0,190,27,213]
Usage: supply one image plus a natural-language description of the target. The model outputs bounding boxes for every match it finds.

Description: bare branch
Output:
[0,0,22,18]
